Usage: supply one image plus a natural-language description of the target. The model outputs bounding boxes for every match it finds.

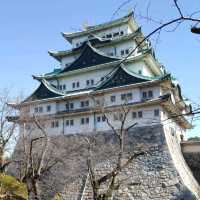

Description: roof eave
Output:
[61,12,136,43]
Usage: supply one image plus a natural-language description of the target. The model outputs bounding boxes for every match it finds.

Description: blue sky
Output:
[0,0,200,138]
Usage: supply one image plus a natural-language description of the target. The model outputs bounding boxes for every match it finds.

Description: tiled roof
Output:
[60,43,120,73]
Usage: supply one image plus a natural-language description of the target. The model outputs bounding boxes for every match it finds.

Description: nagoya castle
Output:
[10,12,200,199]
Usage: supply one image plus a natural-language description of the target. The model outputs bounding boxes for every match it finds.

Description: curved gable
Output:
[97,67,151,90]
[24,81,63,102]
[60,43,120,73]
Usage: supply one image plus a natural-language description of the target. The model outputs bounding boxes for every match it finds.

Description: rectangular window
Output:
[113,32,119,37]
[81,101,89,107]
[138,111,143,118]
[55,121,59,127]
[51,121,55,128]
[142,92,147,99]
[81,101,84,108]
[70,103,74,109]
[121,50,125,56]
[148,90,153,98]
[81,118,84,125]
[91,79,94,85]
[154,109,160,117]
[76,82,80,88]
[47,105,51,112]
[59,85,62,90]
[121,94,126,100]
[121,93,132,101]
[66,103,69,111]
[86,80,90,86]
[85,100,89,107]
[66,120,69,126]
[72,82,76,88]
[70,119,74,126]
[86,117,89,124]
[125,49,129,54]
[63,84,66,90]
[102,115,106,122]
[106,34,112,38]
[97,116,101,122]
[126,93,132,100]
[132,112,137,119]
[51,121,59,128]
[110,95,116,102]
[39,107,43,113]
[34,107,38,113]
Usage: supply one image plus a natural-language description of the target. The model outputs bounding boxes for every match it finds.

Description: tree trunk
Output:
[26,178,40,200]
[0,147,4,173]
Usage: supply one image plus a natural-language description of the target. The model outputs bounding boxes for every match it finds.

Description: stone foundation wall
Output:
[10,124,200,199]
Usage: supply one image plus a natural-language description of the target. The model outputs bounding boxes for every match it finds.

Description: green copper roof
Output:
[23,79,64,102]
[96,65,171,91]
[62,11,138,43]
[60,42,120,73]
[44,68,62,76]
[49,29,142,62]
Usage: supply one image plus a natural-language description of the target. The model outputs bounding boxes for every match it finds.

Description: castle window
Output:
[154,109,160,117]
[72,82,80,89]
[72,82,76,88]
[132,112,137,119]
[142,92,147,99]
[51,121,59,128]
[81,117,89,125]
[47,105,51,112]
[138,111,143,118]
[113,32,119,37]
[110,95,116,102]
[97,116,101,122]
[81,118,84,125]
[97,115,106,122]
[66,103,69,111]
[66,120,69,126]
[70,119,74,126]
[80,100,89,108]
[113,113,123,121]
[39,107,43,113]
[106,34,112,38]
[121,93,132,101]
[120,31,124,35]
[86,79,94,86]
[63,84,66,90]
[102,115,106,122]
[34,107,38,113]
[70,103,74,110]
[120,50,125,56]
[148,90,153,98]
[125,49,129,54]
[86,117,89,124]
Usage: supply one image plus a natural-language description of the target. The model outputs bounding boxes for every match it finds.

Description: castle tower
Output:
[8,12,200,199]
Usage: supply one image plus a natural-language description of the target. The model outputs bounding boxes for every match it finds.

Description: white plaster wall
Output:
[61,54,79,69]
[125,61,154,77]
[71,24,131,47]
[99,40,136,57]
[57,67,113,92]
[30,102,57,116]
